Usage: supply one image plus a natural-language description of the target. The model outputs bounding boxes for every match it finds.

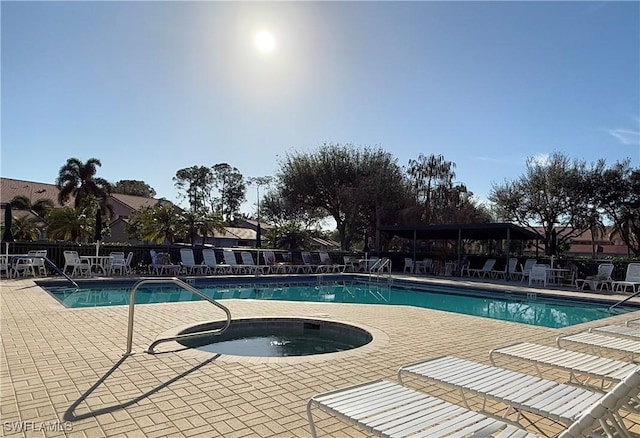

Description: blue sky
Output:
[2,1,639,218]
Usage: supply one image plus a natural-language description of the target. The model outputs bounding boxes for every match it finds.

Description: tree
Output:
[11,215,41,241]
[489,152,595,254]
[260,187,326,228]
[264,221,311,250]
[278,143,409,250]
[593,159,640,256]
[56,158,112,212]
[212,163,246,222]
[406,154,472,224]
[112,180,156,198]
[127,204,187,244]
[10,196,55,218]
[173,166,214,213]
[47,207,89,242]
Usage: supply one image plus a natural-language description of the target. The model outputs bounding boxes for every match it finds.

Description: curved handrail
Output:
[124,277,231,356]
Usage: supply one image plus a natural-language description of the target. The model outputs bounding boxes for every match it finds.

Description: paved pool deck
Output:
[2,274,640,437]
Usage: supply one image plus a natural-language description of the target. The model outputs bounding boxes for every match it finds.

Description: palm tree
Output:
[56,158,112,210]
[46,207,94,242]
[127,205,187,244]
[11,216,41,241]
[10,195,55,218]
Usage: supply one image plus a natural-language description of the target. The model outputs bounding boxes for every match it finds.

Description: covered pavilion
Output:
[379,223,543,277]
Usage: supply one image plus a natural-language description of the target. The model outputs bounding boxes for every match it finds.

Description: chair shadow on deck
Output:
[63,353,221,422]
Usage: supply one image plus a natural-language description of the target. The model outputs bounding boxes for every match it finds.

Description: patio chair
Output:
[403,257,414,273]
[612,263,640,294]
[63,251,92,277]
[589,325,640,342]
[557,331,640,363]
[575,264,614,292]
[528,264,548,287]
[27,250,48,276]
[307,379,539,438]
[179,248,205,275]
[396,355,634,431]
[491,257,519,279]
[317,252,343,273]
[109,252,126,275]
[202,249,229,275]
[12,256,37,278]
[467,259,496,278]
[0,255,11,279]
[489,342,639,391]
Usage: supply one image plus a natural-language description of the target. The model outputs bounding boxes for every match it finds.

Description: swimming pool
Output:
[40,277,638,329]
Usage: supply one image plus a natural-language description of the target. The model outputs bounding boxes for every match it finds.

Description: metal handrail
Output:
[124,277,231,356]
[8,255,79,289]
[609,288,640,312]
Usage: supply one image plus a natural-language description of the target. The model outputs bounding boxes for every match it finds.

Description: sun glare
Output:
[254,30,275,54]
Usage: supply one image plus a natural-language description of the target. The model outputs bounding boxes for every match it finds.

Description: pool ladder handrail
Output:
[609,288,640,312]
[124,277,231,356]
[15,256,79,289]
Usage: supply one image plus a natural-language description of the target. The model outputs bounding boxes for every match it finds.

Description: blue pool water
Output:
[41,279,637,329]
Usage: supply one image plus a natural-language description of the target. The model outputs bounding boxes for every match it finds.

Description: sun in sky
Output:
[253,29,275,54]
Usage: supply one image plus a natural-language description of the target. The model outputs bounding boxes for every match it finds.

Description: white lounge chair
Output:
[149,250,179,275]
[589,325,640,342]
[575,264,614,292]
[403,257,414,273]
[317,252,343,273]
[301,252,318,273]
[240,251,267,274]
[468,259,496,278]
[492,257,519,279]
[528,264,548,287]
[517,259,537,283]
[179,248,205,275]
[612,263,640,294]
[202,249,228,275]
[307,379,539,438]
[489,342,639,390]
[222,249,244,274]
[0,255,11,279]
[397,356,631,430]
[557,332,640,363]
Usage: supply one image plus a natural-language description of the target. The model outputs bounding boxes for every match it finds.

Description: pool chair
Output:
[202,249,229,275]
[240,251,267,274]
[589,325,640,343]
[517,259,537,283]
[491,257,519,279]
[308,368,640,438]
[222,249,245,274]
[557,331,640,363]
[301,252,318,273]
[27,250,48,276]
[307,379,539,438]
[317,252,343,273]
[467,258,496,278]
[397,356,638,432]
[575,263,614,293]
[612,263,640,294]
[179,248,205,275]
[149,250,179,275]
[489,342,639,391]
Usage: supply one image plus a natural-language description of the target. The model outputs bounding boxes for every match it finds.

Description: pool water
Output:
[179,318,372,356]
[44,281,636,329]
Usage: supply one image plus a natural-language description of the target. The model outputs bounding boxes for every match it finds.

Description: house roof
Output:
[0,177,71,207]
[223,226,257,240]
[109,193,173,211]
[380,223,542,241]
[0,207,45,226]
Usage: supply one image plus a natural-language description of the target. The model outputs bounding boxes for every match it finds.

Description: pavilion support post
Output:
[506,228,511,281]
[457,227,462,276]
[412,229,417,267]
